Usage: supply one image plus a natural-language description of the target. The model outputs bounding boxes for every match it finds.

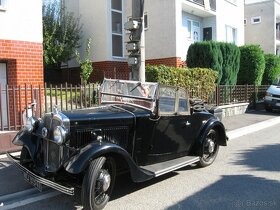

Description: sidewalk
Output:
[223,109,280,131]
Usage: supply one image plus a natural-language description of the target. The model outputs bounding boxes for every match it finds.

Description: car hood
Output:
[61,104,150,123]
[267,85,280,95]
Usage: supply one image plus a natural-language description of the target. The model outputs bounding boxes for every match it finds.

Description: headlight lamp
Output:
[25,117,36,133]
[266,92,273,97]
[53,126,66,145]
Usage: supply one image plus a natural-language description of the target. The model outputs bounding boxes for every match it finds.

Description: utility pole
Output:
[125,0,145,82]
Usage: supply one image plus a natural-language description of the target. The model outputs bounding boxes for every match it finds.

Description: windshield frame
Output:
[100,78,159,111]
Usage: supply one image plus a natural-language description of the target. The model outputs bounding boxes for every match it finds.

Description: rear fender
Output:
[64,142,153,182]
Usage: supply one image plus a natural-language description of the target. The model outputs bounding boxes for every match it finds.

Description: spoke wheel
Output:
[82,156,116,210]
[198,129,219,167]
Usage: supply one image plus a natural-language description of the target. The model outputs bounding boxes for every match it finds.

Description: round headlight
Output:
[25,117,36,132]
[53,126,66,144]
[266,92,273,97]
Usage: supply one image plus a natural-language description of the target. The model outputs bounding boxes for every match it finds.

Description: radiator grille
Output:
[43,140,62,172]
[103,127,129,147]
[70,130,93,148]
[70,127,129,148]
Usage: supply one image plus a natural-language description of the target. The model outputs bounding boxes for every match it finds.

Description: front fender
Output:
[64,141,153,182]
[12,129,38,160]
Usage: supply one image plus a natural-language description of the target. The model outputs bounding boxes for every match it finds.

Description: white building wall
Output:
[125,0,177,60]
[0,0,43,43]
[216,0,244,46]
[65,0,111,65]
[244,0,275,54]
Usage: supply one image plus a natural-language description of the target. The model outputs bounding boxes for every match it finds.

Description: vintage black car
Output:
[8,79,227,210]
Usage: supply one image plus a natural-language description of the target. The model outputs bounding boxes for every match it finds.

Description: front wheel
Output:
[82,156,116,210]
[198,129,219,167]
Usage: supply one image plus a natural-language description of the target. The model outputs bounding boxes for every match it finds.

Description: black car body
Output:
[8,79,227,210]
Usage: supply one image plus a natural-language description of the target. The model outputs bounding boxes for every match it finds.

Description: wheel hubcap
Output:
[98,169,111,192]
[208,140,215,153]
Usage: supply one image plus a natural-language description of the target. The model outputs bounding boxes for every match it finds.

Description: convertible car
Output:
[7,79,227,210]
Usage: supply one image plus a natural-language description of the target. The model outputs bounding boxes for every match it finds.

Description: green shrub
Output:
[262,54,280,85]
[237,45,265,85]
[218,42,240,85]
[146,65,218,100]
[187,41,223,83]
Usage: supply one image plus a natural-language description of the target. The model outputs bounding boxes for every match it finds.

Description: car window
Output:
[159,86,176,114]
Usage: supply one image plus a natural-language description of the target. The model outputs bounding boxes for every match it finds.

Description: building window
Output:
[0,0,7,11]
[111,0,123,57]
[225,25,237,44]
[244,19,247,25]
[183,18,200,42]
[251,16,261,24]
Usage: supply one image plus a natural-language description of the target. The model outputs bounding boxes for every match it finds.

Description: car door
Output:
[149,87,194,162]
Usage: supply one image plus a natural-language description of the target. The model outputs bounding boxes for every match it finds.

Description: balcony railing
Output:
[186,0,216,11]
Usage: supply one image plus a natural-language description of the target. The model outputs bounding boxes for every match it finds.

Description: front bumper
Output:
[264,99,280,109]
[6,152,74,196]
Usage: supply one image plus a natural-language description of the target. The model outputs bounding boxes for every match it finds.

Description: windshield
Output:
[100,79,158,110]
[272,76,280,85]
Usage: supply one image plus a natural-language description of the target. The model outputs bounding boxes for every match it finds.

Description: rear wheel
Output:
[198,129,219,167]
[82,156,116,210]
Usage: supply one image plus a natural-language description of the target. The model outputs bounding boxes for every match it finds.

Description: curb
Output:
[227,116,280,140]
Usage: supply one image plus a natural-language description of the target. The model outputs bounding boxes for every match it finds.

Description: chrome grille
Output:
[272,94,280,99]
[43,139,63,172]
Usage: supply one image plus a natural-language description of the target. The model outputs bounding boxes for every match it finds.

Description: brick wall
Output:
[0,39,44,86]
[146,57,186,68]
[0,39,44,129]
[91,61,130,82]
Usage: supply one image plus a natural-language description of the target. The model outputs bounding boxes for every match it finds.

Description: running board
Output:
[140,156,200,177]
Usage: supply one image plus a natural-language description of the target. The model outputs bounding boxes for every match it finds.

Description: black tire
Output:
[198,129,219,167]
[82,156,116,210]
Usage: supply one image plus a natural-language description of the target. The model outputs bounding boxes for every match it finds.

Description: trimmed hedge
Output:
[187,41,223,84]
[187,41,240,85]
[262,54,280,85]
[218,42,240,85]
[237,45,265,85]
[146,65,218,99]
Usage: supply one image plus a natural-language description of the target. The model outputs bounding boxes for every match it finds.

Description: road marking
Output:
[227,116,280,140]
[0,152,20,160]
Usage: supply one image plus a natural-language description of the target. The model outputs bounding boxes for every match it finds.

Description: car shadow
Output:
[245,109,280,116]
[166,175,280,210]
[232,144,280,172]
[111,171,178,201]
[0,160,32,196]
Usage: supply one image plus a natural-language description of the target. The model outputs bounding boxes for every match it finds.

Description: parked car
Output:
[264,77,280,112]
[7,79,227,210]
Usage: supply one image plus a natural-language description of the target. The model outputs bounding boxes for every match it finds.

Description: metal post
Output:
[131,0,145,82]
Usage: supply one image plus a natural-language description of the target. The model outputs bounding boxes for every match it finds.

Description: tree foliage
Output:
[237,45,265,85]
[262,54,280,85]
[43,1,82,69]
[76,38,93,85]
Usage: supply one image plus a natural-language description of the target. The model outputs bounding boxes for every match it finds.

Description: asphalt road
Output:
[0,124,280,210]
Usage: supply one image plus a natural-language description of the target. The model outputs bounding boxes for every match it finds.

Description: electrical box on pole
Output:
[125,0,145,82]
